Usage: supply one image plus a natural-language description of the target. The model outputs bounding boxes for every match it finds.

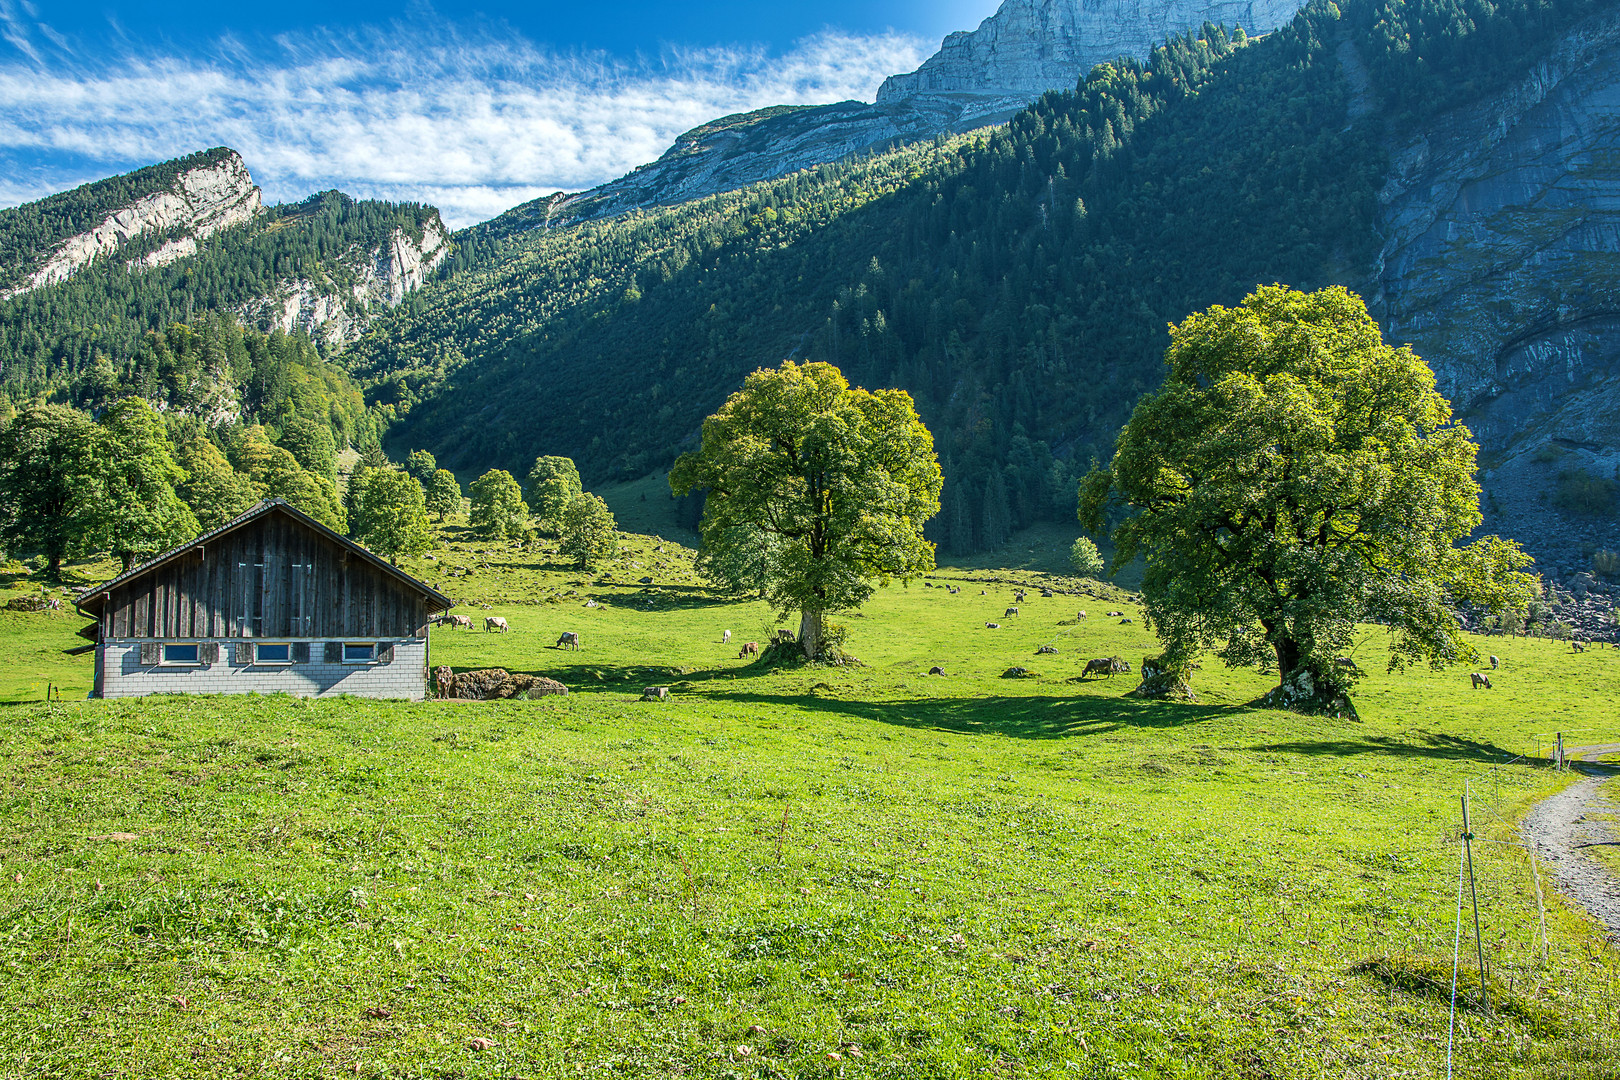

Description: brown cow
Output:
[739,642,760,658]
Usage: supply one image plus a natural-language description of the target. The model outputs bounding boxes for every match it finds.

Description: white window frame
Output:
[255,642,294,666]
[342,642,376,664]
[161,643,202,666]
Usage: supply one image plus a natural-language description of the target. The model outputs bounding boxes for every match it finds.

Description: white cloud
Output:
[0,18,931,227]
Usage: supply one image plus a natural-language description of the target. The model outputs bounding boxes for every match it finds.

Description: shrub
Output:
[1553,469,1617,517]
[1594,550,1620,581]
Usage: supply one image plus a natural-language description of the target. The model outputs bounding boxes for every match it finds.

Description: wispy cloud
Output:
[0,15,930,227]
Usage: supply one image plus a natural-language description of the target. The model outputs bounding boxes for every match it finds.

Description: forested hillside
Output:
[0,148,241,294]
[353,0,1607,554]
[0,190,444,406]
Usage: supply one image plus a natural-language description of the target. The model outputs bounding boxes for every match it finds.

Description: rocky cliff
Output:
[239,217,451,347]
[1366,5,1620,573]
[5,151,262,297]
[500,0,1304,232]
[877,0,1301,110]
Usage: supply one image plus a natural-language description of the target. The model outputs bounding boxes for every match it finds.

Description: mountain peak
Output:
[877,0,1302,108]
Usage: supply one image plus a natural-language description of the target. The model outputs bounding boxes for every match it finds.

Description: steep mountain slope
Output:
[360,0,1619,568]
[359,12,1379,558]
[0,153,449,405]
[0,148,260,296]
[482,0,1306,234]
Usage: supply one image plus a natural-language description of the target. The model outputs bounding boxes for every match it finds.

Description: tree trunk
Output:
[799,608,824,661]
[46,553,62,581]
[1274,638,1302,684]
[119,551,137,573]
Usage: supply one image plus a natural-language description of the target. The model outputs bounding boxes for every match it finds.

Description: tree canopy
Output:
[469,469,529,541]
[0,405,99,577]
[558,492,619,570]
[425,469,462,521]
[355,468,432,563]
[525,456,582,532]
[671,360,942,658]
[1079,285,1538,713]
[93,398,199,571]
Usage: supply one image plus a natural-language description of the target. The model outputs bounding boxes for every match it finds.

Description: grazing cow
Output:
[1119,618,1134,625]
[985,622,1001,630]
[1470,672,1492,689]
[739,642,760,658]
[1036,645,1058,655]
[641,686,670,702]
[1015,591,1027,603]
[924,581,934,588]
[1107,611,1124,618]
[1077,611,1087,619]
[773,629,797,645]
[928,666,947,676]
[485,616,508,633]
[1083,657,1117,679]
[1572,640,1587,653]
[1005,607,1020,617]
[557,631,580,651]
[434,666,456,699]
[1489,655,1500,670]
[723,630,732,644]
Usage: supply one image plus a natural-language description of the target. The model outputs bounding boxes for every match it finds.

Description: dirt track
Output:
[1519,745,1620,941]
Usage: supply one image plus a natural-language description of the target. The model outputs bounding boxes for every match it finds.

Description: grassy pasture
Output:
[0,532,1617,1078]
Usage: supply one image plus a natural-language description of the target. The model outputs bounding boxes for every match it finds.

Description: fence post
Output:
[1462,786,1492,1016]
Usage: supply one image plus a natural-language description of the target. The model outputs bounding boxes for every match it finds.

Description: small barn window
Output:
[256,643,292,665]
[162,643,200,665]
[343,643,376,664]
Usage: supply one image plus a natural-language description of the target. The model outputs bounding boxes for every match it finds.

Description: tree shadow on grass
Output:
[696,688,1236,740]
[1250,733,1518,763]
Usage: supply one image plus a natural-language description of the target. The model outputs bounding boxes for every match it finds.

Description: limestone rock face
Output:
[239,217,450,347]
[878,0,1301,112]
[511,0,1304,230]
[1365,6,1620,564]
[9,152,262,296]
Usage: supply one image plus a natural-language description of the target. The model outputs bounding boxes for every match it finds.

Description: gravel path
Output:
[1519,745,1620,941]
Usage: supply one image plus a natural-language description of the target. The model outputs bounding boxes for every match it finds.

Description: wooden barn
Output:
[75,498,453,700]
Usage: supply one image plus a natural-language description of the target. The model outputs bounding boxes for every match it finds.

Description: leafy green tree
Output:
[525,456,582,532]
[0,405,100,578]
[694,524,782,599]
[406,449,438,483]
[233,426,346,532]
[276,417,338,482]
[1069,536,1105,578]
[175,437,259,530]
[93,398,200,570]
[1079,285,1539,714]
[469,469,529,541]
[558,492,619,570]
[425,468,462,521]
[671,360,942,659]
[355,468,431,563]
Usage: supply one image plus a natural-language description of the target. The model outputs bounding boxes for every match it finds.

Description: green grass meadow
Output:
[1,532,1617,1078]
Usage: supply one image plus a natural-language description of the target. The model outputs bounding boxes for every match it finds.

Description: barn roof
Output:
[75,498,454,619]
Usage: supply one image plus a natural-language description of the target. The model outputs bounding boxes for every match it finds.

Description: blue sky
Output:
[1,0,999,225]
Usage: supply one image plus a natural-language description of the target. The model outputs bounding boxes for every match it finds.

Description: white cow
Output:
[484,616,508,633]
